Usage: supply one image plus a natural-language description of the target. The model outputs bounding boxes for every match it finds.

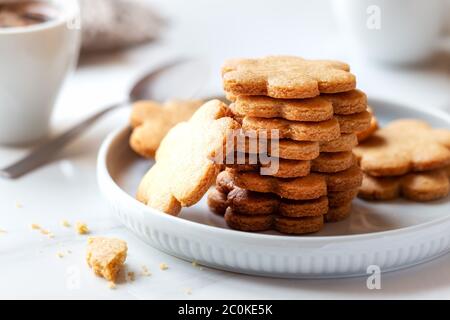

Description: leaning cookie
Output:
[359,168,450,202]
[137,100,240,215]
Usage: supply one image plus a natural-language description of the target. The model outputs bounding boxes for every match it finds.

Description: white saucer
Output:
[97,99,450,278]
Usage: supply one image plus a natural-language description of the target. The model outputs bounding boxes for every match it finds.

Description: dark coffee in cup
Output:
[0,1,58,28]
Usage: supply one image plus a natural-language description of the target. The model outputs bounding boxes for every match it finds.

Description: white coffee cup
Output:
[332,0,448,64]
[0,0,80,145]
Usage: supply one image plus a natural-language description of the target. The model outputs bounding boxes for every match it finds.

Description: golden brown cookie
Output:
[274,215,324,234]
[336,110,372,134]
[325,202,352,223]
[232,133,319,160]
[222,56,356,99]
[359,168,450,201]
[233,133,357,160]
[130,100,203,158]
[311,152,355,173]
[226,155,311,178]
[227,168,327,200]
[356,107,378,142]
[136,100,240,215]
[320,165,364,192]
[322,89,368,115]
[354,119,450,176]
[228,89,367,119]
[224,208,273,232]
[319,133,358,153]
[229,96,334,122]
[242,116,341,142]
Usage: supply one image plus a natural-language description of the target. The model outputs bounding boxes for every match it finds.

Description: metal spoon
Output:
[0,59,192,179]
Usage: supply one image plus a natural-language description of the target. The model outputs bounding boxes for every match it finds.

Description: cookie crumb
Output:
[0,228,7,234]
[61,220,71,228]
[75,222,89,235]
[141,265,151,277]
[159,263,169,271]
[30,223,41,230]
[86,237,127,283]
[15,201,22,208]
[108,282,116,289]
[57,252,64,258]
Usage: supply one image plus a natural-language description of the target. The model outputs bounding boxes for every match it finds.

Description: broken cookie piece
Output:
[86,237,128,283]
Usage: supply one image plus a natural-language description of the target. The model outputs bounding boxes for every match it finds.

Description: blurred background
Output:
[71,0,450,119]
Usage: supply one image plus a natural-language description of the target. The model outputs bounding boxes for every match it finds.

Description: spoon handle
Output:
[0,102,124,179]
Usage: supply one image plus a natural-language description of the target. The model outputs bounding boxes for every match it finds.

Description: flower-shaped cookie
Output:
[137,100,240,215]
[222,56,356,99]
[354,119,450,176]
[359,168,450,201]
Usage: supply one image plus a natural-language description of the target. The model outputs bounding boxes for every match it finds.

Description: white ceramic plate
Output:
[97,99,450,278]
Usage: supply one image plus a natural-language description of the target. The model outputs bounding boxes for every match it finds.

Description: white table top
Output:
[0,0,449,299]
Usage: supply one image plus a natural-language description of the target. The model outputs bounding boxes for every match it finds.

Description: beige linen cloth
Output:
[0,0,164,53]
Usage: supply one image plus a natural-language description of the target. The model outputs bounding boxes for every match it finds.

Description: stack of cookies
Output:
[208,56,372,234]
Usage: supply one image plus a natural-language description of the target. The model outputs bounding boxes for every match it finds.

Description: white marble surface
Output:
[0,0,449,299]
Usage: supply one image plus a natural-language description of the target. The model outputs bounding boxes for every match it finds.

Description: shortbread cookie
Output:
[325,202,352,223]
[328,188,359,207]
[228,89,367,119]
[86,237,128,283]
[238,138,320,160]
[226,155,311,178]
[229,96,334,122]
[130,99,203,158]
[222,56,356,99]
[234,134,357,160]
[359,168,450,201]
[208,188,329,218]
[224,208,273,232]
[137,100,239,215]
[356,107,378,142]
[242,116,341,142]
[354,119,450,176]
[319,133,358,153]
[228,152,355,177]
[227,168,327,200]
[232,132,319,160]
[210,176,329,217]
[274,215,324,234]
[322,89,368,115]
[321,165,363,192]
[336,110,372,134]
[311,151,355,173]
